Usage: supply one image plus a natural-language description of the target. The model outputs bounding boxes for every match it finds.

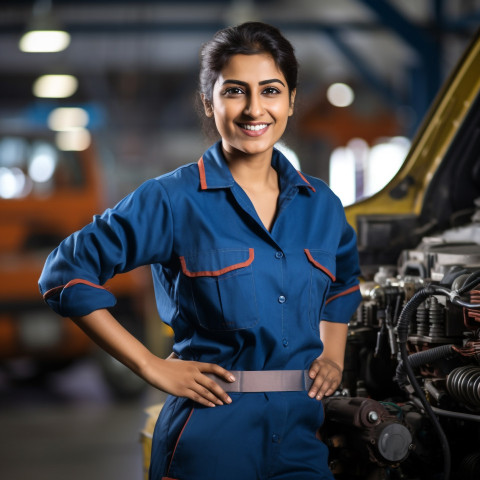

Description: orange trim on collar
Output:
[325,284,360,305]
[304,249,335,282]
[198,157,207,190]
[296,170,316,192]
[180,248,254,277]
[43,279,106,301]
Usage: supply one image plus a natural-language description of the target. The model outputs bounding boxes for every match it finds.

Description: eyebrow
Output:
[222,78,286,87]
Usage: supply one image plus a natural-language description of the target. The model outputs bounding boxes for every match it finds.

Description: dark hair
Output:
[199,21,298,103]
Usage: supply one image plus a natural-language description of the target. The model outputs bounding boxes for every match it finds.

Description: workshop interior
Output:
[1,1,480,480]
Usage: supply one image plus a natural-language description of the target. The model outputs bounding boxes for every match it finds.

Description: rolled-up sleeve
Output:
[38,179,174,317]
[321,213,362,324]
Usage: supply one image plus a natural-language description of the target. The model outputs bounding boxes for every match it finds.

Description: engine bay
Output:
[322,206,480,480]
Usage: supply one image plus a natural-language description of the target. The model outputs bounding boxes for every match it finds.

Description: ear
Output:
[201,93,214,118]
[288,89,296,116]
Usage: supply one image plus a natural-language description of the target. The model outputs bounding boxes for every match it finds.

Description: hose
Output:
[458,271,480,296]
[396,286,451,480]
[395,344,456,388]
[410,396,480,423]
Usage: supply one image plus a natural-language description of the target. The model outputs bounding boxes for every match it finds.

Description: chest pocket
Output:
[305,249,336,332]
[180,248,259,331]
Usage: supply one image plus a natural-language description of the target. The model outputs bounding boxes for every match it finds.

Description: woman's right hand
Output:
[141,353,235,407]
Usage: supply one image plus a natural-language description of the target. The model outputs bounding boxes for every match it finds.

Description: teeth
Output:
[241,124,268,131]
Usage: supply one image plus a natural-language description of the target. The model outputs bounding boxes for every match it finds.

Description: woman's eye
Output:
[263,87,280,95]
[223,87,244,96]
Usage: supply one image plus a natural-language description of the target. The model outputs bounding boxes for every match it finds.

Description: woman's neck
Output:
[222,146,276,192]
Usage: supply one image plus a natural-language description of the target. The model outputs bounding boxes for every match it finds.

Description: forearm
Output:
[319,321,348,371]
[71,309,155,378]
[70,309,234,407]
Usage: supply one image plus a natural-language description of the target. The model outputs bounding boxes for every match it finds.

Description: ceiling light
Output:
[19,0,70,53]
[55,128,91,151]
[326,83,355,108]
[19,30,70,53]
[33,74,78,98]
[48,107,89,131]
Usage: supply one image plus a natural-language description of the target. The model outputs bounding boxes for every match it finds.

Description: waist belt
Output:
[206,370,314,393]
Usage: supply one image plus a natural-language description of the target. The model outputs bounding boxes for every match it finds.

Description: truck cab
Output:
[0,132,149,398]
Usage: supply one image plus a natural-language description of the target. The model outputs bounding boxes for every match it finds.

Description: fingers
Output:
[205,363,236,384]
[192,375,232,407]
[195,362,235,406]
[176,361,234,408]
[308,360,342,401]
[186,381,228,408]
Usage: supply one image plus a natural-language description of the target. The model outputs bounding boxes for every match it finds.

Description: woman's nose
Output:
[244,93,264,118]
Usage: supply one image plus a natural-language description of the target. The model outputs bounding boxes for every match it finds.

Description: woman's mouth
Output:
[238,123,270,136]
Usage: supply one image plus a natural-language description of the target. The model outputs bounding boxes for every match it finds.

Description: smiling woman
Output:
[204,53,295,164]
[38,22,361,480]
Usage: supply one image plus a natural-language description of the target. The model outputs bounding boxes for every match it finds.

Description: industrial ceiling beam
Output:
[358,0,442,129]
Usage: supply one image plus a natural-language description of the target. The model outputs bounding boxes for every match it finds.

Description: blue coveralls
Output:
[39,142,361,480]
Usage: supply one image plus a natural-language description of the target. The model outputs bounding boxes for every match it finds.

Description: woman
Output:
[39,22,361,480]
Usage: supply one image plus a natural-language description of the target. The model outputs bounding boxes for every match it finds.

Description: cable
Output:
[458,271,480,295]
[395,344,456,388]
[395,282,480,479]
[410,396,480,423]
[396,286,451,480]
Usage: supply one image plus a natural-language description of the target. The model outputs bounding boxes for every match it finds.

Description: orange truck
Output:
[0,132,151,398]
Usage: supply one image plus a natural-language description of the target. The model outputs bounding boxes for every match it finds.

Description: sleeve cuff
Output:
[322,284,361,324]
[44,281,117,317]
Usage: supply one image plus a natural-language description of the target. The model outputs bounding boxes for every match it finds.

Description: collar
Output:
[197,141,316,193]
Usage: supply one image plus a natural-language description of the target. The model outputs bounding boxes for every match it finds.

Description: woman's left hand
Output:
[307,356,343,401]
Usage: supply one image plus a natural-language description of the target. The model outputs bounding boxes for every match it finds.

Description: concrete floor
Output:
[0,357,166,480]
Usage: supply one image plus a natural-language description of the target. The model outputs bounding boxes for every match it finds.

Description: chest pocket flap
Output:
[180,248,254,277]
[179,248,258,331]
[304,249,336,282]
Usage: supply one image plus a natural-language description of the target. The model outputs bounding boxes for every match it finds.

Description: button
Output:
[275,251,283,259]
[282,338,288,347]
[278,295,286,304]
[272,433,280,443]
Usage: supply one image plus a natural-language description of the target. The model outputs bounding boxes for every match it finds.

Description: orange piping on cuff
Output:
[325,284,360,305]
[43,279,107,301]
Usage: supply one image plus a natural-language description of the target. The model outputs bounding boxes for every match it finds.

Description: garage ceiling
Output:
[0,0,478,196]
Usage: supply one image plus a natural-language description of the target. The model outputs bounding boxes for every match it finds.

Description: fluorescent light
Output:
[329,147,356,206]
[33,74,78,98]
[327,83,355,108]
[48,107,89,131]
[28,142,58,183]
[19,30,70,53]
[55,128,91,151]
[28,154,56,183]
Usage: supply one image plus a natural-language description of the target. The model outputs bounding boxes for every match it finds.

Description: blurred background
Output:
[0,1,478,479]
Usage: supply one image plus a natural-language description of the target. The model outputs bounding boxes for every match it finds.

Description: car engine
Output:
[321,206,480,480]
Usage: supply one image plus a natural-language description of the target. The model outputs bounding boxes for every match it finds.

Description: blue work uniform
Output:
[39,141,361,480]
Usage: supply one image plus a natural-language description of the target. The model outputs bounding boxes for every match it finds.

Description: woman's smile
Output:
[237,122,270,135]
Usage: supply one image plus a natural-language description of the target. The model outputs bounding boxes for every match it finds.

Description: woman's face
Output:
[204,53,296,161]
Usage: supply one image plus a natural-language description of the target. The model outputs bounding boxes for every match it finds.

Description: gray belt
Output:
[206,370,314,393]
